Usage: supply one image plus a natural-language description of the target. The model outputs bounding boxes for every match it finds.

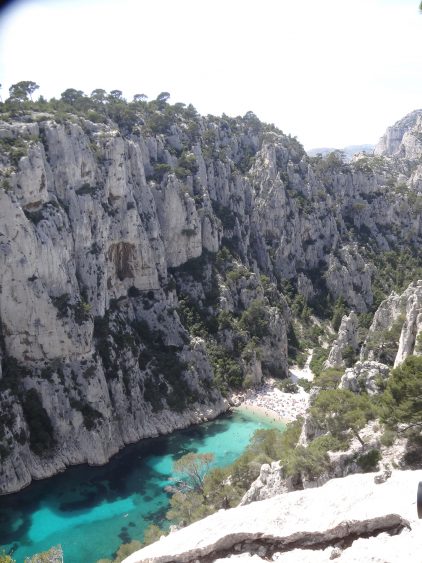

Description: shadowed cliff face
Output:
[0,104,421,494]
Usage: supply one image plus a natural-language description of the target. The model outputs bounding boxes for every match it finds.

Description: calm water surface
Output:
[0,410,283,563]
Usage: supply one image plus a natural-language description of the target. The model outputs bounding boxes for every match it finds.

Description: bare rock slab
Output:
[123,470,421,563]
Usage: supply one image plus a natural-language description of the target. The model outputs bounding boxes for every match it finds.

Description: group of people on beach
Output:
[239,380,309,422]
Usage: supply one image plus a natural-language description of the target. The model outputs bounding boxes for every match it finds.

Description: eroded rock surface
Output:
[361,280,422,366]
[123,470,419,563]
[325,312,359,369]
[340,361,390,394]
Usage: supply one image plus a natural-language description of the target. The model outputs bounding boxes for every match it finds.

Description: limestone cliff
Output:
[0,99,421,493]
[324,311,359,369]
[374,109,422,159]
[361,280,422,366]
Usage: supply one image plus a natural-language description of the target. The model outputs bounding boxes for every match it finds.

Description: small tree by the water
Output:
[171,452,214,495]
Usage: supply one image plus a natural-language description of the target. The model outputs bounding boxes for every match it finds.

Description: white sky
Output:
[0,0,421,149]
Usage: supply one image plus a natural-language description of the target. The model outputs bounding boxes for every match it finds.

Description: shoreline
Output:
[231,376,310,424]
[233,403,290,425]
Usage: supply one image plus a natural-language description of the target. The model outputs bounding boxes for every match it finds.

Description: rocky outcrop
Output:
[122,470,419,563]
[324,311,359,369]
[239,461,291,505]
[374,109,422,159]
[340,361,390,394]
[242,416,408,505]
[394,282,422,366]
[325,247,373,312]
[361,280,422,366]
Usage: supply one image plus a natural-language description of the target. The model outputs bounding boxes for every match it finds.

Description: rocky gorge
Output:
[0,92,422,498]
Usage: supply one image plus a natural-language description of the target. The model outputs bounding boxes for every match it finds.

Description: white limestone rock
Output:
[324,311,359,369]
[152,174,202,267]
[394,283,422,366]
[240,461,292,505]
[325,247,373,312]
[122,470,420,563]
[375,109,422,158]
[361,280,422,366]
[340,361,390,394]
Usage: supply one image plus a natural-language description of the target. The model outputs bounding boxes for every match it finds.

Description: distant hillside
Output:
[307,144,374,160]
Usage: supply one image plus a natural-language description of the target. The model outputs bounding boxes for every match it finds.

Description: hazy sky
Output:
[0,0,421,149]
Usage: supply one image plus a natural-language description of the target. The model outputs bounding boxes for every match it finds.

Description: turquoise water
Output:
[0,410,283,563]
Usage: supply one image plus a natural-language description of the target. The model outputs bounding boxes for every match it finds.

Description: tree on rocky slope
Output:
[310,389,375,446]
[8,80,39,102]
[381,355,422,432]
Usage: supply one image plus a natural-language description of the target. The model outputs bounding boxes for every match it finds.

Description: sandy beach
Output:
[234,379,310,423]
[233,353,314,423]
[235,402,290,424]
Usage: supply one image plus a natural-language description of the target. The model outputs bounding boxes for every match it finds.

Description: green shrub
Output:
[380,428,396,447]
[74,301,91,324]
[342,345,357,367]
[313,368,342,390]
[152,163,171,181]
[178,151,198,174]
[297,378,312,392]
[207,344,244,392]
[331,297,347,332]
[51,293,71,318]
[365,315,404,365]
[310,389,375,447]
[403,433,422,468]
[310,347,329,377]
[239,299,269,338]
[381,355,422,430]
[277,379,299,393]
[211,201,237,229]
[226,266,251,283]
[284,442,330,480]
[356,449,381,472]
[70,399,102,430]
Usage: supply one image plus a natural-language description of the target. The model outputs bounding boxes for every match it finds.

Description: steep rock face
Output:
[374,109,422,159]
[361,280,422,366]
[394,281,422,366]
[1,105,422,493]
[122,470,420,563]
[324,311,359,369]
